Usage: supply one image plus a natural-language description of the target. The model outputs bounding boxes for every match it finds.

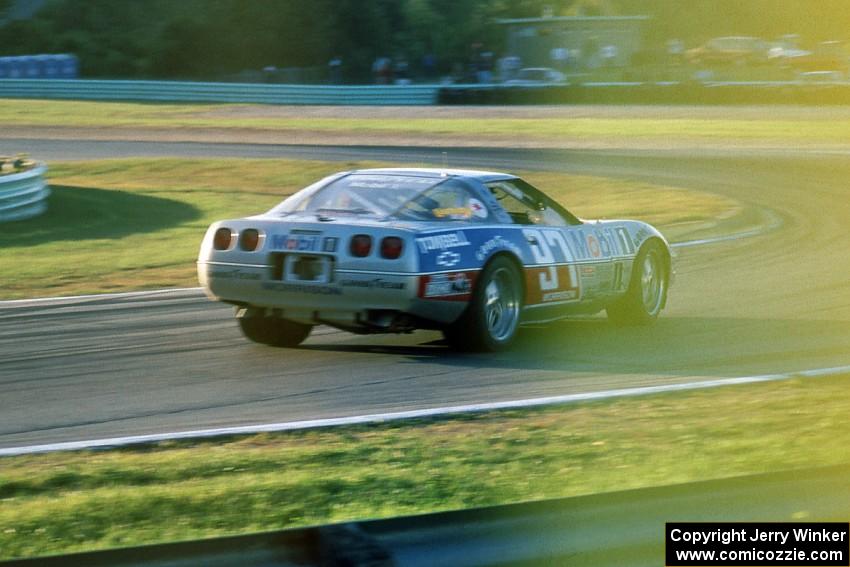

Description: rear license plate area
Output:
[270,253,334,283]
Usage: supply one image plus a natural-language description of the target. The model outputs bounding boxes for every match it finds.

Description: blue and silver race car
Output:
[198,168,672,351]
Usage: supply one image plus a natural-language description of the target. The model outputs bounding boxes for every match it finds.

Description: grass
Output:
[0,157,736,299]
[1,373,848,559]
[4,99,850,144]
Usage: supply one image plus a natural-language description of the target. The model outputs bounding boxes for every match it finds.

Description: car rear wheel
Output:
[444,256,522,352]
[607,241,668,326]
[236,307,312,347]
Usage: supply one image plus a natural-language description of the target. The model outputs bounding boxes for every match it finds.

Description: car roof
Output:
[350,167,517,183]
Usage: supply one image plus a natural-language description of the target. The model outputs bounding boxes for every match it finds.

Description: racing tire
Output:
[236,307,312,347]
[443,256,523,352]
[606,241,668,326]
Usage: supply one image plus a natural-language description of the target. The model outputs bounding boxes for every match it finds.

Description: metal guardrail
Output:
[0,79,440,105]
[3,78,850,106]
[2,464,848,566]
[0,163,49,223]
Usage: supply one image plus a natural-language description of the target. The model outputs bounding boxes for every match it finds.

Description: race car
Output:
[198,168,672,351]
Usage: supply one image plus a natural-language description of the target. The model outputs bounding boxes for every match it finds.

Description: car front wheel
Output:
[444,256,522,352]
[607,241,668,326]
[236,307,312,347]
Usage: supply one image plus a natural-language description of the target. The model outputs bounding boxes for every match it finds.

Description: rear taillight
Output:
[380,236,403,259]
[213,227,233,250]
[350,234,372,257]
[239,229,261,251]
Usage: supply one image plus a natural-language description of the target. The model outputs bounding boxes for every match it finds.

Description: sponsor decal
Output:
[598,228,617,257]
[568,231,589,259]
[322,237,338,253]
[594,263,615,291]
[467,198,488,219]
[580,266,596,277]
[415,231,471,253]
[261,282,342,295]
[586,234,602,258]
[633,227,650,247]
[475,235,523,262]
[542,290,578,302]
[339,278,406,290]
[209,269,261,281]
[612,262,625,291]
[271,234,320,252]
[419,271,476,301]
[433,207,472,219]
[564,229,622,260]
[435,250,462,268]
[615,227,634,255]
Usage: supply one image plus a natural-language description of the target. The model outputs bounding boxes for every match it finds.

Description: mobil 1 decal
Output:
[567,225,630,260]
[522,228,581,304]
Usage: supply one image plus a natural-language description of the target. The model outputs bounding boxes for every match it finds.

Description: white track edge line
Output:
[3,364,849,457]
[0,287,203,306]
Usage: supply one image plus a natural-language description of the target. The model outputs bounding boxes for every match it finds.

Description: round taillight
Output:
[239,229,261,251]
[350,234,372,257]
[380,236,403,259]
[213,228,233,250]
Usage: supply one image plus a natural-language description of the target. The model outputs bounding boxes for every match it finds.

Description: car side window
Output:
[486,180,575,227]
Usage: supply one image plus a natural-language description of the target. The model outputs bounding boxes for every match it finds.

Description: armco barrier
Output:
[3,78,850,106]
[0,164,49,223]
[439,80,850,105]
[0,79,440,105]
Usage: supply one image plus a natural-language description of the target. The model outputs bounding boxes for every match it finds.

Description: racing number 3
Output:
[522,228,579,293]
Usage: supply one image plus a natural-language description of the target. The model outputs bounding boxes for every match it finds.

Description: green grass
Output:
[1,373,848,559]
[0,158,736,299]
[4,99,850,143]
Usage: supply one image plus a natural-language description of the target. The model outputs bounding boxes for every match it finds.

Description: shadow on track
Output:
[299,316,850,377]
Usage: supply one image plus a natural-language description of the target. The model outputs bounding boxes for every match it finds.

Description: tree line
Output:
[0,0,847,81]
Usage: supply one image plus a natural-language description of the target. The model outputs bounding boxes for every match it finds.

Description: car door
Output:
[484,179,585,316]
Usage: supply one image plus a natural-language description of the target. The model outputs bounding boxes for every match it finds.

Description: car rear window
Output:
[271,173,491,222]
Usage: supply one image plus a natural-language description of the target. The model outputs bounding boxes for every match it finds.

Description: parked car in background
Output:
[504,67,567,86]
[686,36,770,66]
[787,41,849,77]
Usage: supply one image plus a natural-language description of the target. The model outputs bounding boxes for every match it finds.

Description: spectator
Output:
[328,55,342,84]
[477,50,494,83]
[394,56,410,85]
[421,52,437,81]
[499,54,522,82]
[372,56,392,84]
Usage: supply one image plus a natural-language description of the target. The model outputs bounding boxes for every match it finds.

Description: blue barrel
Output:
[6,56,24,78]
[21,56,40,78]
[58,54,79,78]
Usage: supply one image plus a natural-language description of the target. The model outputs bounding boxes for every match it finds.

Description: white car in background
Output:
[504,67,567,86]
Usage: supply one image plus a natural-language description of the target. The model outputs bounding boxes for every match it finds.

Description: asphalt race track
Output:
[1,141,849,449]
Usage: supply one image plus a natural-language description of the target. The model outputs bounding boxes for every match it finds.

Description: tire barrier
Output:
[0,161,49,223]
